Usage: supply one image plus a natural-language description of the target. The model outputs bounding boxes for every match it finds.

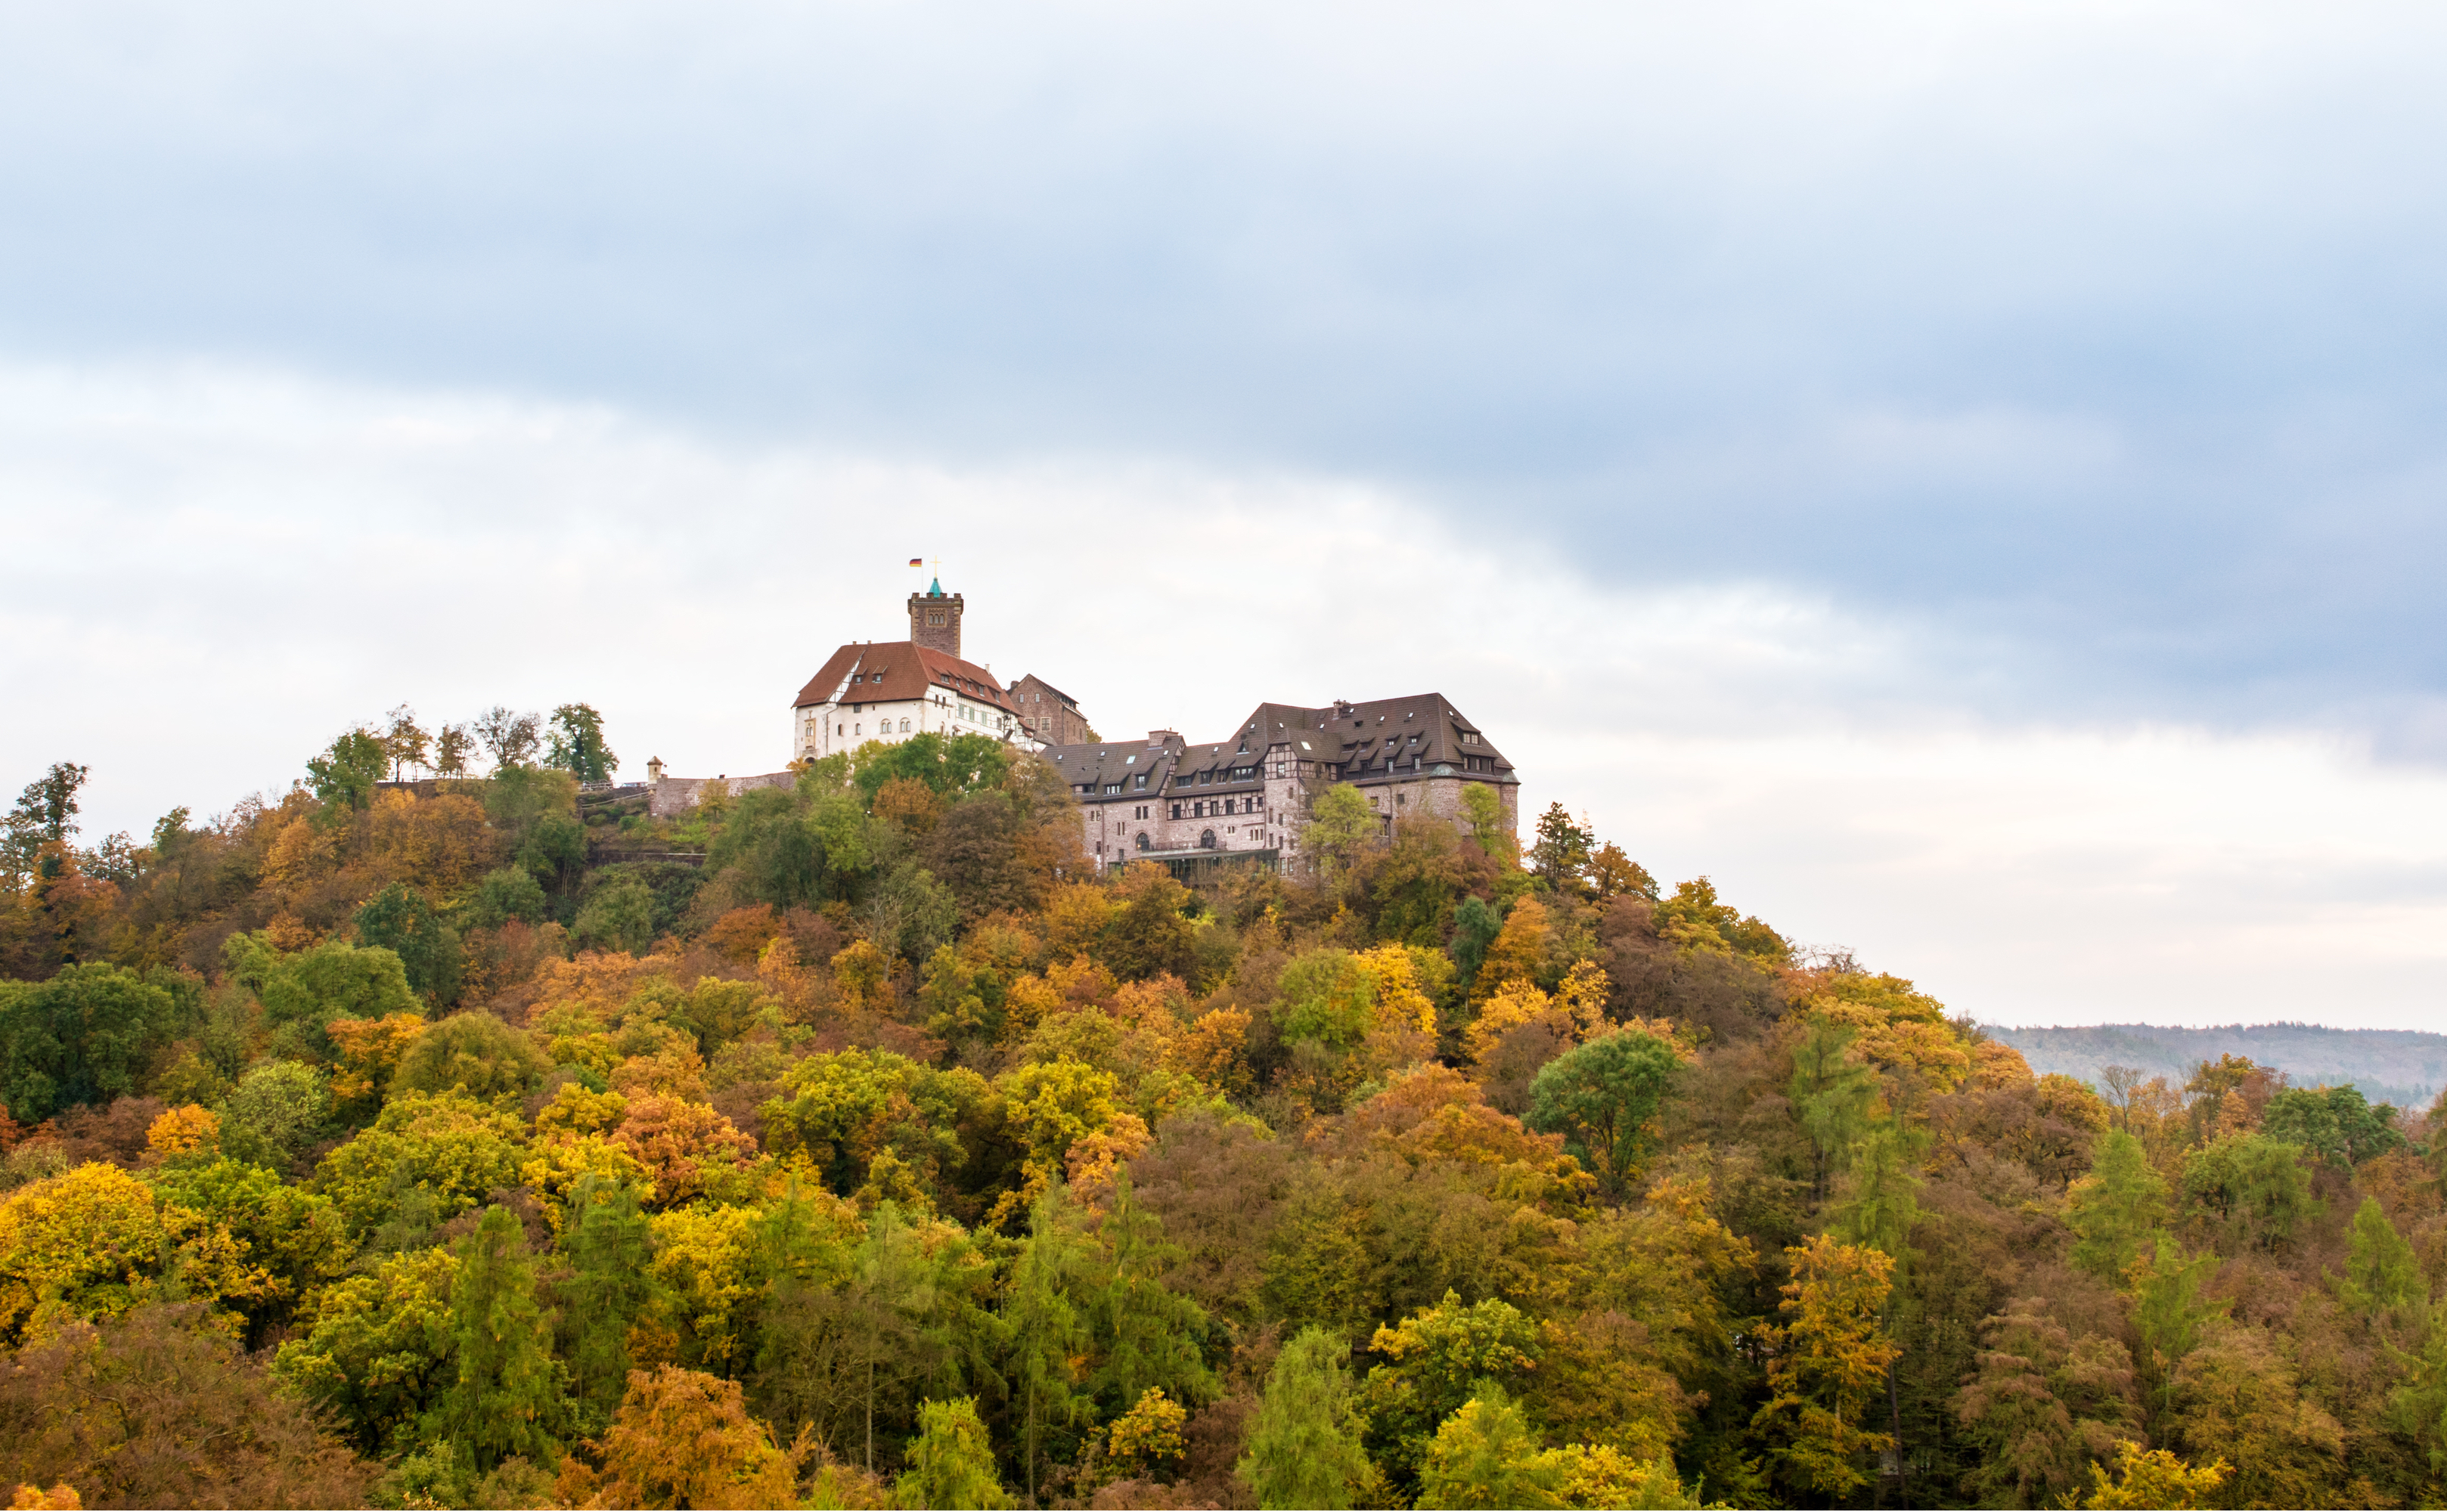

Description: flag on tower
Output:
[907,558,923,568]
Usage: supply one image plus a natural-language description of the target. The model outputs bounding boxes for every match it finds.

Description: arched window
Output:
[1136,832,1150,851]
[1199,829,1217,850]
[900,717,910,732]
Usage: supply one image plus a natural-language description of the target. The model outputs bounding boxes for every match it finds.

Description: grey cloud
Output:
[5,2,2447,730]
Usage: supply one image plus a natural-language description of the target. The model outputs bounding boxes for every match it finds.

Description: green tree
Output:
[0,962,176,1122]
[224,934,418,1061]
[2261,1084,2403,1169]
[1789,1018,1878,1202]
[467,866,547,930]
[896,1396,1010,1510]
[1450,897,1503,992]
[545,703,619,783]
[1360,1290,1542,1498]
[2068,1129,2168,1280]
[2132,1236,2222,1402]
[423,1205,566,1472]
[1005,1190,1096,1505]
[1459,784,1505,854]
[392,1012,549,1101]
[1418,1383,1564,1510]
[1526,1028,1683,1201]
[1238,1325,1373,1510]
[1090,1175,1214,1415]
[2180,1135,2314,1253]
[274,1247,462,1454]
[573,878,658,955]
[1527,802,1593,898]
[219,1059,334,1171]
[706,788,828,910]
[2340,1196,2424,1322]
[564,1177,658,1433]
[354,883,463,1005]
[2,761,85,881]
[1302,785,1380,872]
[1830,1118,1922,1259]
[306,728,389,812]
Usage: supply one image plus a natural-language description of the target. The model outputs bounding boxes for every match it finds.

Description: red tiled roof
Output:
[791,640,1016,713]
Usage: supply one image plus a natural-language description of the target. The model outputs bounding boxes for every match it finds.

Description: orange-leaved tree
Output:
[1751,1232,1902,1499]
[572,1365,803,1510]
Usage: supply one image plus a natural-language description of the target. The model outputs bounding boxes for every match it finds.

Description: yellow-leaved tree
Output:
[1749,1232,1901,1500]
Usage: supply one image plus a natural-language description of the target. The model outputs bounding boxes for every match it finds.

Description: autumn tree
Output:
[2075,1441,2228,1510]
[1418,1384,1564,1510]
[0,1305,371,1507]
[435,722,475,777]
[582,1365,802,1510]
[1360,1290,1542,1499]
[1953,1300,2140,1506]
[383,705,432,782]
[1750,1234,1901,1500]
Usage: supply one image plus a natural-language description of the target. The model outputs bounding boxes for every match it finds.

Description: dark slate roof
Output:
[1183,694,1512,782]
[1038,731,1184,794]
[792,640,1016,714]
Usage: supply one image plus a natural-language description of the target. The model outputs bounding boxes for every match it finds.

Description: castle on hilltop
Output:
[650,579,1520,871]
[789,579,1092,760]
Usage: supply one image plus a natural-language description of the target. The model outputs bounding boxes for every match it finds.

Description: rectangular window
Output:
[1134,773,1148,790]
[1171,803,1182,820]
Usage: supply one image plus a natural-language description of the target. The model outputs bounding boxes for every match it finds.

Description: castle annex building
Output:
[1045,694,1518,875]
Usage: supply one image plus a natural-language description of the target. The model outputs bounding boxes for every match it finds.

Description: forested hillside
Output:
[0,720,2442,1510]
[1992,1023,2447,1111]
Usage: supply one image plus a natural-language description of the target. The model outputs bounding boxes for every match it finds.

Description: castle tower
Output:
[907,579,963,657]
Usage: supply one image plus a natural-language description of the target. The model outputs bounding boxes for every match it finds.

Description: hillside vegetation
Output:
[0,722,2443,1510]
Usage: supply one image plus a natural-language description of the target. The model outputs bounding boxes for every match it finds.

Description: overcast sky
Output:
[7,1,2447,1029]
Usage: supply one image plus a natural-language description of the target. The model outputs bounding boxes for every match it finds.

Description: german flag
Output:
[907,558,924,568]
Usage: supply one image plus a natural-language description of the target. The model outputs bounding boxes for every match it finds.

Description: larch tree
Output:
[1750,1233,1902,1500]
[1237,1325,1374,1510]
[423,1205,566,1472]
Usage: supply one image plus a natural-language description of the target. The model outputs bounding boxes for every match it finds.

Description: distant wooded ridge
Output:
[1986,1021,2447,1108]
